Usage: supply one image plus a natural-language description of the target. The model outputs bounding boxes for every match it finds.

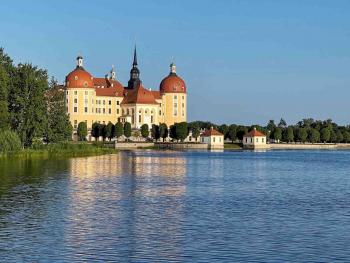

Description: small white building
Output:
[243,128,269,149]
[200,127,224,149]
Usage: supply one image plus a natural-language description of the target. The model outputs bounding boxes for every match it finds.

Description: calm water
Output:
[1,150,350,262]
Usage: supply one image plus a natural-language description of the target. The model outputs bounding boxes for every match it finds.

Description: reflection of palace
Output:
[64,47,187,136]
[65,152,187,260]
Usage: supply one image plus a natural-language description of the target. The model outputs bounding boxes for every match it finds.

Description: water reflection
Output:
[63,151,187,261]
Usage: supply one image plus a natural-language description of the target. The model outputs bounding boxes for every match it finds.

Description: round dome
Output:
[65,68,94,89]
[160,74,186,94]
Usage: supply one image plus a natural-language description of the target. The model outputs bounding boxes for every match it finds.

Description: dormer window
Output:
[74,76,78,80]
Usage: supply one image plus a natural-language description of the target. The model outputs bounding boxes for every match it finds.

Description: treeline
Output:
[0,48,72,152]
[191,118,350,144]
[77,121,193,142]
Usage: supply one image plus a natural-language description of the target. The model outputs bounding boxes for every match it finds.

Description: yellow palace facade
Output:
[64,48,187,136]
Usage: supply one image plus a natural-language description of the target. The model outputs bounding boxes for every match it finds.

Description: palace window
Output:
[103,100,105,105]
[85,91,88,95]
[108,108,111,114]
[74,91,77,95]
[74,98,77,103]
[84,107,88,113]
[74,120,77,128]
[117,100,119,105]
[103,108,105,114]
[109,100,111,105]
[139,115,141,123]
[74,107,77,113]
[117,109,119,114]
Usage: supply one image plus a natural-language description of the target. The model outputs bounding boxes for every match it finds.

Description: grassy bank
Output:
[0,142,117,159]
[224,142,243,150]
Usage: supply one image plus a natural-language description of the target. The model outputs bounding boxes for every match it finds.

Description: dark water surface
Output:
[1,150,350,262]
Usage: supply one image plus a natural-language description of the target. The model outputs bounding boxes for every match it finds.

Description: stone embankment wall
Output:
[115,142,154,149]
[270,143,350,150]
[155,142,208,150]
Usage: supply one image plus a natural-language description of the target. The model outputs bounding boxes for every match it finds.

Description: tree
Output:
[151,124,160,141]
[267,120,276,138]
[228,124,237,142]
[336,130,343,143]
[218,124,229,139]
[77,122,87,141]
[124,122,132,141]
[330,130,337,143]
[100,124,107,141]
[298,128,308,143]
[159,123,168,142]
[10,63,49,147]
[0,65,9,130]
[45,79,72,143]
[309,129,320,143]
[169,125,176,141]
[285,126,294,142]
[236,126,248,141]
[278,118,287,128]
[343,131,350,143]
[191,124,200,142]
[115,122,124,141]
[175,122,188,142]
[91,122,101,141]
[321,128,331,143]
[105,122,114,141]
[140,124,149,139]
[272,127,282,142]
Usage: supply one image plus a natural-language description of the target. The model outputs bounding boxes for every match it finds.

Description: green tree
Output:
[124,122,132,141]
[298,128,308,143]
[115,122,124,141]
[278,118,287,128]
[175,122,188,142]
[10,64,49,147]
[343,131,350,143]
[0,130,22,152]
[285,126,294,142]
[236,126,248,141]
[159,123,168,142]
[191,123,200,142]
[320,128,331,143]
[45,79,72,143]
[309,129,320,143]
[151,124,160,141]
[105,122,114,141]
[228,124,237,142]
[100,124,107,141]
[141,124,149,139]
[272,127,282,142]
[0,65,9,130]
[77,122,87,141]
[336,130,343,143]
[330,130,337,143]
[91,122,101,141]
[218,124,229,139]
[169,125,176,141]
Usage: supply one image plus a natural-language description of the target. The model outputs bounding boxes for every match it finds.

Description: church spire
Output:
[133,45,138,66]
[127,45,141,89]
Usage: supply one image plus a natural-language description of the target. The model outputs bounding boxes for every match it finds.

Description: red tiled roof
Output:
[244,129,266,137]
[66,67,94,89]
[160,74,186,94]
[201,127,223,137]
[151,90,161,100]
[93,78,124,97]
[121,84,158,105]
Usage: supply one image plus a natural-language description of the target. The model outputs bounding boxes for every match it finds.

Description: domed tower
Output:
[65,56,96,132]
[159,62,187,126]
[127,46,141,90]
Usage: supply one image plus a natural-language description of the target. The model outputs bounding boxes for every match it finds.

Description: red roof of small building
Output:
[244,128,266,137]
[201,127,223,137]
[121,84,158,105]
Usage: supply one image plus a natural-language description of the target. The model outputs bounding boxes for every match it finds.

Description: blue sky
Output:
[1,0,350,125]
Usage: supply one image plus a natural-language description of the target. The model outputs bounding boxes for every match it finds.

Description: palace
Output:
[64,47,187,137]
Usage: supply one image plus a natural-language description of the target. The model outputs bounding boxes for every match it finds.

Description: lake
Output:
[1,150,350,262]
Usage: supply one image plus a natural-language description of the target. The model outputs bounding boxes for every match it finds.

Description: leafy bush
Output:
[0,130,22,152]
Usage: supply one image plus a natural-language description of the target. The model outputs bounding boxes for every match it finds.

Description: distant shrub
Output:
[0,130,22,152]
